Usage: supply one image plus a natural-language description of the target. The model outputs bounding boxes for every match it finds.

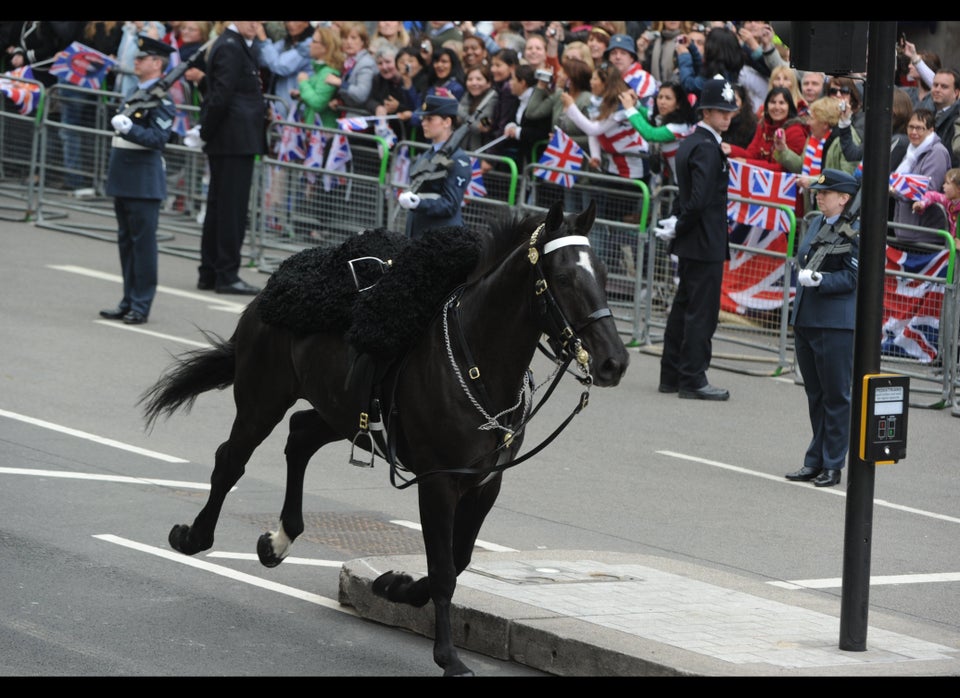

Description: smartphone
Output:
[775,128,785,140]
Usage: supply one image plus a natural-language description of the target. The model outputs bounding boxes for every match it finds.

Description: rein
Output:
[385,223,611,489]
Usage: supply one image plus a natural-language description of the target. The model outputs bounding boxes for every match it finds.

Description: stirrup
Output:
[349,400,383,468]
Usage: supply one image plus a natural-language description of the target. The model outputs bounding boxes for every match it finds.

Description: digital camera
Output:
[535,68,554,82]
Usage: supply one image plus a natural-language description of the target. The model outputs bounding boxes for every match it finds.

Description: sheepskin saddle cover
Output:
[256,227,483,358]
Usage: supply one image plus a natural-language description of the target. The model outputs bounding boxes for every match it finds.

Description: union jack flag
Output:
[727,160,798,235]
[391,144,412,196]
[889,172,931,202]
[881,245,950,363]
[373,116,397,158]
[721,223,791,315]
[303,130,327,168]
[337,115,370,132]
[533,127,584,188]
[0,66,41,115]
[465,157,486,198]
[323,133,352,191]
[49,42,116,90]
[621,62,659,109]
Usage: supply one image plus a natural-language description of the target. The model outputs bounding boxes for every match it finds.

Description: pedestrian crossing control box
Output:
[859,374,909,464]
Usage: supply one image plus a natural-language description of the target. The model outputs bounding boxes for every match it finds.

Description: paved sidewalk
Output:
[339,549,960,676]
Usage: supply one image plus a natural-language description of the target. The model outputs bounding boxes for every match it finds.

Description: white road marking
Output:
[0,408,188,463]
[206,551,343,567]
[770,572,960,590]
[0,466,209,489]
[656,450,960,525]
[93,534,354,614]
[93,320,211,347]
[49,264,246,313]
[391,519,517,552]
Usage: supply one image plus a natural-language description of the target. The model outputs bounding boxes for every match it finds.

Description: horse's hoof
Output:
[168,524,210,555]
[372,571,409,600]
[257,532,284,568]
[443,664,474,677]
[168,524,190,553]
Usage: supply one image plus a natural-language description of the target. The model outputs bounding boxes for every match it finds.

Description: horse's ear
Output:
[576,199,597,233]
[545,200,564,231]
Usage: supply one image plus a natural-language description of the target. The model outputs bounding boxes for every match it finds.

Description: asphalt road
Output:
[1,209,958,677]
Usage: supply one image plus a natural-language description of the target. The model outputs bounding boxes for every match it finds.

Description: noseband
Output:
[527,223,612,381]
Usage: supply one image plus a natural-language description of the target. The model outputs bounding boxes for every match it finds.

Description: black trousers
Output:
[199,154,255,287]
[659,257,724,390]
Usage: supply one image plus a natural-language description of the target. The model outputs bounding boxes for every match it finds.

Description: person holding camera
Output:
[457,65,499,152]
[502,64,554,171]
[785,169,861,488]
[639,21,690,84]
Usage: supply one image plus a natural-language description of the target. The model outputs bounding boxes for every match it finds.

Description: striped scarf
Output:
[801,129,830,178]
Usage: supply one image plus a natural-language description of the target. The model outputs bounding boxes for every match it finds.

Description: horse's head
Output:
[528,200,629,387]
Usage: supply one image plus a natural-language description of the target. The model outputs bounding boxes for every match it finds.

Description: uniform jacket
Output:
[671,124,731,262]
[791,214,860,329]
[105,81,174,200]
[199,28,267,156]
[404,143,471,238]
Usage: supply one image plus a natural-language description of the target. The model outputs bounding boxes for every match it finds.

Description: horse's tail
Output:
[139,329,236,431]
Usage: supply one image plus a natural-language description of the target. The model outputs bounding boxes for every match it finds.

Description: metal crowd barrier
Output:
[0,73,46,220]
[8,84,960,410]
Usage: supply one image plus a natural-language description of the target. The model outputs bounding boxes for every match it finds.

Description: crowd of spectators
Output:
[3,20,960,243]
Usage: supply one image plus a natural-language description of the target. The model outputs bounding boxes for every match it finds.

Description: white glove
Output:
[653,215,677,241]
[111,114,133,134]
[797,268,823,287]
[183,125,204,149]
[838,114,852,129]
[398,191,421,210]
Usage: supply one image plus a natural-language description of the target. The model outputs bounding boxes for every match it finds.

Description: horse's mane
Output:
[465,209,544,284]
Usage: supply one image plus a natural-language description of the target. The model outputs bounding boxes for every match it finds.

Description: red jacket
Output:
[728,115,807,172]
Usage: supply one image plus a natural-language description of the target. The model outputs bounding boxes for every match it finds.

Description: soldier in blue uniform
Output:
[397,94,471,239]
[99,36,175,325]
[785,169,860,488]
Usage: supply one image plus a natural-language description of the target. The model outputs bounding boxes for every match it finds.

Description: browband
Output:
[543,235,590,254]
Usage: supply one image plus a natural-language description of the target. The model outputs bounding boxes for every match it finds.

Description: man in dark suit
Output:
[658,77,738,401]
[196,21,267,295]
[397,94,471,239]
[785,169,860,488]
[99,36,176,325]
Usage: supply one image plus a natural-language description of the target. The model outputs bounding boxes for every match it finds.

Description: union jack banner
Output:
[889,172,931,202]
[727,160,798,235]
[337,115,370,132]
[48,42,116,90]
[881,245,950,363]
[303,129,327,169]
[533,127,583,188]
[465,157,486,198]
[721,223,791,315]
[0,66,41,115]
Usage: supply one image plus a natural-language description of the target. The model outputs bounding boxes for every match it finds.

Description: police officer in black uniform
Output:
[658,77,738,401]
[397,94,471,239]
[99,36,175,325]
[785,169,860,488]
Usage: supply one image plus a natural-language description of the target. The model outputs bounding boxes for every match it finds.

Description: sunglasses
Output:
[829,87,851,95]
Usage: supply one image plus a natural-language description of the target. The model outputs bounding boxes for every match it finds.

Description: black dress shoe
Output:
[785,465,822,481]
[215,280,260,295]
[197,279,215,290]
[813,469,842,487]
[99,306,129,320]
[658,383,678,394]
[678,384,730,401]
[122,310,148,325]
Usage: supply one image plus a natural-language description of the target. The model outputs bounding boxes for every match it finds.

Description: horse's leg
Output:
[451,474,502,574]
[169,398,291,556]
[257,408,338,567]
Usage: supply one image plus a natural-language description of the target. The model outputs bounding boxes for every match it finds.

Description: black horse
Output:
[139,200,629,676]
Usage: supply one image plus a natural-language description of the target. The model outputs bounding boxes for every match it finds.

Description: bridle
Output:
[386,220,614,489]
